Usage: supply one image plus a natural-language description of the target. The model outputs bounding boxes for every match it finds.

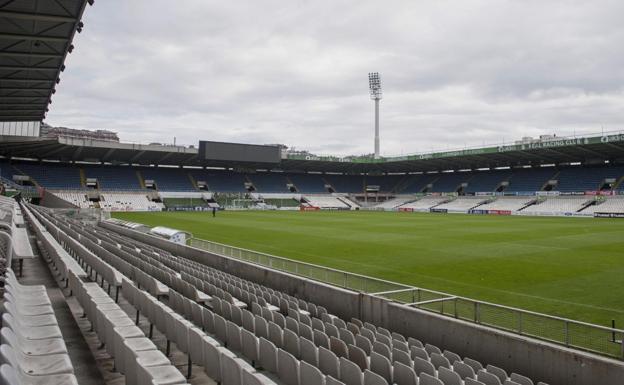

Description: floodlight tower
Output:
[368,72,382,159]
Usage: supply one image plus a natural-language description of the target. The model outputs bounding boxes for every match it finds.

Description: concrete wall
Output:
[101,221,624,385]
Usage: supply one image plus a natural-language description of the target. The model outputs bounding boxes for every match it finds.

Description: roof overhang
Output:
[0,0,92,122]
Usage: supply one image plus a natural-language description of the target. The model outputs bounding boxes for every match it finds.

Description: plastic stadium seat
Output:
[510,373,534,385]
[453,360,476,380]
[364,369,388,385]
[0,363,78,385]
[355,335,372,355]
[300,336,318,366]
[347,344,369,371]
[413,356,436,377]
[369,351,392,384]
[339,357,363,385]
[392,348,411,366]
[300,360,325,385]
[277,349,299,385]
[330,336,348,358]
[464,357,484,373]
[478,369,503,385]
[372,341,391,361]
[393,361,418,385]
[318,346,340,379]
[487,364,509,383]
[438,366,462,385]
[431,352,451,369]
[0,345,74,377]
[0,327,67,356]
[258,338,278,374]
[419,372,444,385]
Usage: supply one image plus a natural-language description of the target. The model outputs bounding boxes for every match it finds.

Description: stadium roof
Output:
[0,0,91,122]
[1,132,623,173]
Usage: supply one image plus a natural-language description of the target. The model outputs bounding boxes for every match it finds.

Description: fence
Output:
[189,236,624,360]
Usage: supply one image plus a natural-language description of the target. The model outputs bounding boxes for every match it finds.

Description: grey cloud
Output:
[46,0,624,157]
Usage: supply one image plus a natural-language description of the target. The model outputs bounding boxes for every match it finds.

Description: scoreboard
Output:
[198,141,281,163]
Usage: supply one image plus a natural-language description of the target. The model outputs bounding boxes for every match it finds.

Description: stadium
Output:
[1,1,624,385]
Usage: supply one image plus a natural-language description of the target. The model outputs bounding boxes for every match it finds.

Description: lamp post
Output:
[368,72,382,159]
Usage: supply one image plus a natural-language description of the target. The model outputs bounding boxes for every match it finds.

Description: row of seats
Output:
[25,205,192,385]
[433,198,488,212]
[4,160,624,194]
[0,196,33,276]
[76,213,549,385]
[0,268,78,384]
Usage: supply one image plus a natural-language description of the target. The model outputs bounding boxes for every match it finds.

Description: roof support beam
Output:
[0,65,59,71]
[0,103,47,107]
[0,10,77,23]
[0,87,50,91]
[0,116,43,121]
[0,96,48,100]
[0,32,69,43]
[0,51,63,59]
[0,78,55,83]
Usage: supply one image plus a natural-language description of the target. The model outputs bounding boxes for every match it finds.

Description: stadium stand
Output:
[400,174,440,193]
[18,204,553,385]
[247,173,291,193]
[398,196,451,211]
[433,197,488,213]
[14,162,83,190]
[324,175,364,193]
[430,172,471,193]
[474,197,536,212]
[580,196,624,214]
[141,167,196,191]
[303,196,352,209]
[100,193,164,212]
[506,167,557,193]
[53,191,92,209]
[465,170,512,193]
[520,196,593,215]
[286,174,325,193]
[84,165,143,190]
[555,165,624,192]
[372,196,416,209]
[191,170,247,193]
[365,175,405,193]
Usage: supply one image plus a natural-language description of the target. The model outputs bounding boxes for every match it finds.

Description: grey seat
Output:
[300,337,318,366]
[419,372,444,385]
[407,337,423,349]
[327,376,347,385]
[424,343,441,356]
[339,328,355,346]
[370,351,392,384]
[391,348,411,366]
[372,342,391,361]
[300,360,326,385]
[221,355,248,385]
[355,335,372,355]
[510,373,534,385]
[453,361,476,380]
[259,337,278,373]
[0,344,74,377]
[0,363,78,385]
[430,352,451,369]
[318,346,340,379]
[360,328,375,343]
[392,339,409,353]
[339,357,363,385]
[410,346,428,361]
[487,365,508,384]
[241,329,260,366]
[443,350,461,366]
[503,381,522,385]
[0,327,68,356]
[255,316,269,340]
[299,323,314,341]
[438,366,462,385]
[413,356,436,377]
[464,358,483,373]
[314,330,330,349]
[330,336,349,358]
[284,328,301,358]
[347,344,368,371]
[278,349,300,385]
[227,321,243,352]
[478,370,503,385]
[392,361,417,385]
[364,369,388,385]
[269,321,284,348]
[465,379,486,385]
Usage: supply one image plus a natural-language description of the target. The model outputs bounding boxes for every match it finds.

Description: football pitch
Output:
[113,210,624,327]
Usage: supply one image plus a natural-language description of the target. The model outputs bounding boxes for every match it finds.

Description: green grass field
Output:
[113,210,624,327]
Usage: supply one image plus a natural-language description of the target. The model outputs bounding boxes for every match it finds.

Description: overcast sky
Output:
[45,0,624,156]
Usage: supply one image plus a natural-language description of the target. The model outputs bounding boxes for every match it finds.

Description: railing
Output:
[189,236,624,360]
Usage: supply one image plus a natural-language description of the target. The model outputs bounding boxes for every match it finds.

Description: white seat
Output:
[0,345,74,377]
[1,327,68,356]
[122,337,158,382]
[0,363,78,385]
